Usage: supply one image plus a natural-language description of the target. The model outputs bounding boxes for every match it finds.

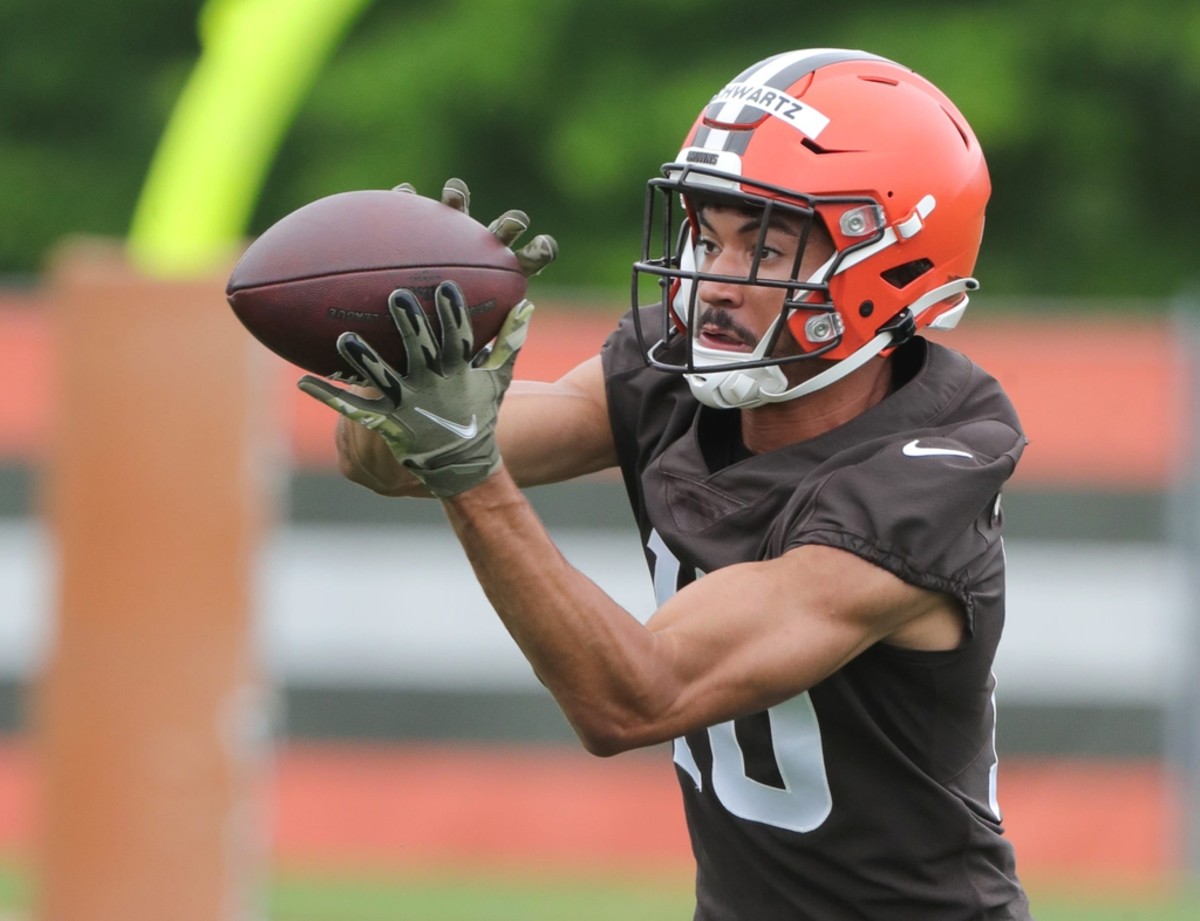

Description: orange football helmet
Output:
[632,49,991,408]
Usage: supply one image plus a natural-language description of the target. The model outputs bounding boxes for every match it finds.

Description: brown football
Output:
[226,189,527,380]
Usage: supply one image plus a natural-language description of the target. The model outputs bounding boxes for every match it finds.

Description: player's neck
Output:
[741,356,894,454]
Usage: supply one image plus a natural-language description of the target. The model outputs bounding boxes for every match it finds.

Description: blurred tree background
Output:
[1,0,1197,304]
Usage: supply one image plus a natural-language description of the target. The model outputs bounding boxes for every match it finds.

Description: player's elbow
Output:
[575,725,630,758]
[574,728,633,758]
[569,709,670,758]
[562,663,682,757]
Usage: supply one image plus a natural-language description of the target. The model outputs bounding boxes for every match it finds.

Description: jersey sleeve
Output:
[782,419,1025,627]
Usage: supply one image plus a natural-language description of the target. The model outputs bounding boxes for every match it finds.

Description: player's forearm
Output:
[441,470,676,755]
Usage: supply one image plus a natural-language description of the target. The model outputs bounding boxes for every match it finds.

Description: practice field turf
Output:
[2,864,1200,920]
[0,745,1190,919]
[268,872,1200,921]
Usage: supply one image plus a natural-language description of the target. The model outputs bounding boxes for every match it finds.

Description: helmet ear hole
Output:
[881,258,934,289]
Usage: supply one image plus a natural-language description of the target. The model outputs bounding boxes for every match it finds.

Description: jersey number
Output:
[647,530,833,834]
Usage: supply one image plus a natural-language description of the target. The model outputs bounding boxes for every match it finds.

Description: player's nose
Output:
[696,251,746,310]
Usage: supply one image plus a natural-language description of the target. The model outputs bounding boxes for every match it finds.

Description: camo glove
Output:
[394,177,558,277]
[298,281,534,498]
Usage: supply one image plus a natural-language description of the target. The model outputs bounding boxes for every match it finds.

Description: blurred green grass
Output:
[3,863,1200,920]
[270,869,693,921]
[267,873,1200,921]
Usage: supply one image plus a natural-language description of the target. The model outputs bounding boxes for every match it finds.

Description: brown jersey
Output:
[601,306,1032,920]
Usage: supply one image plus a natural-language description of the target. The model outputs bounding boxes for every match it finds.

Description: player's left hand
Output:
[393,177,558,278]
[298,280,534,498]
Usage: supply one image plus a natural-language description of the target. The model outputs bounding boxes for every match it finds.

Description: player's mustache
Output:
[696,307,759,348]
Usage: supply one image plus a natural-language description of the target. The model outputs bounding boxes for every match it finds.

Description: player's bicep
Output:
[498,355,617,486]
[644,544,950,735]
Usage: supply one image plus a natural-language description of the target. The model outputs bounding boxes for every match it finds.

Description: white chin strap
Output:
[685,278,977,410]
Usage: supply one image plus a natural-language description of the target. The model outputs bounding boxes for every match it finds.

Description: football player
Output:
[302,48,1032,921]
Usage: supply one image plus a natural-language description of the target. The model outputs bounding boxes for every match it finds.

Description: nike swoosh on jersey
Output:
[414,407,479,439]
[901,439,974,459]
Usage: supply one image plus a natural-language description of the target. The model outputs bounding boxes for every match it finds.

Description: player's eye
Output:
[694,237,720,263]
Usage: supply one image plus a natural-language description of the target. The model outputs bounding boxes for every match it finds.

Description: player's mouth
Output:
[696,309,758,352]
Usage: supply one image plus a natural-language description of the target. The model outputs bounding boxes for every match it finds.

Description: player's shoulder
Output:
[601,304,693,406]
[602,304,664,375]
[600,304,698,471]
[783,339,1026,542]
[898,337,1024,444]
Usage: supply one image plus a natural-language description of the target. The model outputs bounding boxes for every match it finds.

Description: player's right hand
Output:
[300,281,535,499]
[392,178,558,278]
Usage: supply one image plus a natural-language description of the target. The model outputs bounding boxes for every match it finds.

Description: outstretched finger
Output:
[336,333,405,404]
[475,299,535,371]
[387,288,443,382]
[441,178,470,215]
[433,281,476,370]
[513,233,558,277]
[486,209,530,246]
[297,375,387,423]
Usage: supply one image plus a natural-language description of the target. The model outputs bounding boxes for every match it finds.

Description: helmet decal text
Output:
[708,82,830,140]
